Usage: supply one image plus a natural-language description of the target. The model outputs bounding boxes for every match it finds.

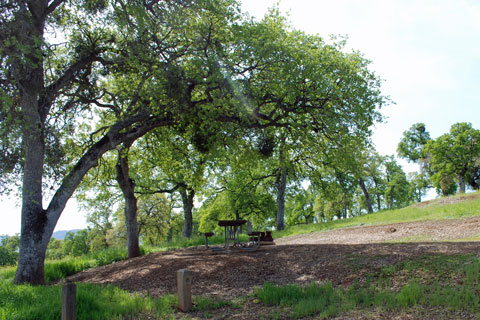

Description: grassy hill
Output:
[274,191,480,239]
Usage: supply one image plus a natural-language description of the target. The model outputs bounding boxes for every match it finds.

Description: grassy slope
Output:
[274,191,480,239]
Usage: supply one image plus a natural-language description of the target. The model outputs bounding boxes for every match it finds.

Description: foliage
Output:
[46,238,65,260]
[0,235,19,266]
[0,235,19,252]
[407,171,431,202]
[397,123,431,163]
[110,195,184,247]
[286,186,317,225]
[398,122,480,197]
[137,194,184,246]
[0,247,17,267]
[384,156,412,209]
[198,144,277,232]
[89,247,129,267]
[425,122,480,195]
[63,230,90,257]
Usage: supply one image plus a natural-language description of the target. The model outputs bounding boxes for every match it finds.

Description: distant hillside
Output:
[52,229,81,240]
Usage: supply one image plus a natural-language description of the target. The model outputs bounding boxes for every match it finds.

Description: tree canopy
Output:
[1,0,387,284]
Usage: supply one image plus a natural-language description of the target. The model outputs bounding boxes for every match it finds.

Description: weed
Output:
[256,282,342,318]
[396,281,422,308]
[193,296,234,311]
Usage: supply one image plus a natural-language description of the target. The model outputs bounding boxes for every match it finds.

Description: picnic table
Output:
[207,220,260,252]
[218,219,247,248]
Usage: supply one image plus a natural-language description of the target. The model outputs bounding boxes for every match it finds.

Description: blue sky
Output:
[1,0,479,235]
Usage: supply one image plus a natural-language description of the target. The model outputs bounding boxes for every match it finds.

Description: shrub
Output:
[0,247,17,266]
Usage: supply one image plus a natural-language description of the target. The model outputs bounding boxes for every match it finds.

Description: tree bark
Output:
[358,178,373,213]
[12,1,51,285]
[372,179,382,210]
[275,166,287,231]
[458,174,466,193]
[388,186,395,209]
[116,143,141,259]
[179,186,195,238]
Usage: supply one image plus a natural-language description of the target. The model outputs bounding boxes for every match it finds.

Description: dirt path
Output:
[67,217,480,319]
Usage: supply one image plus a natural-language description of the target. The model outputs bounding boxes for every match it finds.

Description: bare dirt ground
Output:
[67,216,480,319]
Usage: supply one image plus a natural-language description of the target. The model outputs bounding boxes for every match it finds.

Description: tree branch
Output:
[45,113,175,226]
[45,0,66,16]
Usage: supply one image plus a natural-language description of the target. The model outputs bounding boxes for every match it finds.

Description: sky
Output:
[1,0,480,236]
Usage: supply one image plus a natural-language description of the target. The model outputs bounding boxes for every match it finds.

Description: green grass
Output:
[193,296,237,311]
[0,265,181,320]
[255,254,480,319]
[0,261,240,320]
[274,191,480,239]
[0,253,179,320]
[0,278,177,320]
[255,281,342,318]
[44,258,93,283]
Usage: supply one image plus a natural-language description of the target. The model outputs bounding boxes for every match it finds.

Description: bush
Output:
[0,247,17,266]
[90,247,129,267]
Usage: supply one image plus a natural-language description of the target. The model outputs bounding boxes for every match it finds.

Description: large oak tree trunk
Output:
[180,187,195,238]
[12,2,51,285]
[15,94,50,285]
[116,144,141,259]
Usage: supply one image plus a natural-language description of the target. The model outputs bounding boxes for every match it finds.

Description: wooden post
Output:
[62,282,76,320]
[177,269,192,312]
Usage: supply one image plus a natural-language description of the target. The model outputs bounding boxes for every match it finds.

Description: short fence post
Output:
[62,282,76,320]
[177,269,192,312]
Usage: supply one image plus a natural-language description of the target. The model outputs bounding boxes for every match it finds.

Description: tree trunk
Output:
[458,175,466,193]
[388,186,395,209]
[372,179,382,210]
[359,178,373,213]
[246,221,252,233]
[116,144,141,259]
[180,187,195,238]
[12,2,49,284]
[275,166,287,231]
